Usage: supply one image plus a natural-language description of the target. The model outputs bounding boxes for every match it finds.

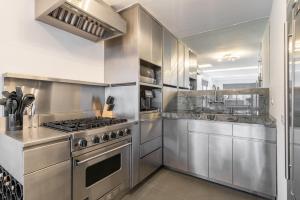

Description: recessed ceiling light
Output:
[198,64,212,68]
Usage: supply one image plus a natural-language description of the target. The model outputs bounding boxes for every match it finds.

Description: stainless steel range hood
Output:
[35,0,127,42]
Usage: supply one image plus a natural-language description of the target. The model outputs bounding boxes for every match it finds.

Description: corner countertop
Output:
[1,127,71,148]
[162,112,276,128]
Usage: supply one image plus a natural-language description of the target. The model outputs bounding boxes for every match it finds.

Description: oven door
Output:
[73,140,131,200]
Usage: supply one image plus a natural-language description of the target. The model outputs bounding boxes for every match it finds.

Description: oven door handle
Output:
[74,143,131,166]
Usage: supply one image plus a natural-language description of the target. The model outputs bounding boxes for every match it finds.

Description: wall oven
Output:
[73,139,131,200]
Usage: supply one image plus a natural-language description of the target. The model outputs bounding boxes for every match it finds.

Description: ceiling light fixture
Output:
[211,74,258,79]
[217,53,241,62]
[203,66,258,73]
[198,64,212,68]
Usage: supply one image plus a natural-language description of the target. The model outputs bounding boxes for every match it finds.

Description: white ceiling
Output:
[104,0,273,38]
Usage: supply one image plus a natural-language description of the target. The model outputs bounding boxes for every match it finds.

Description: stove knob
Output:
[110,132,117,139]
[102,134,109,141]
[92,136,100,144]
[124,129,131,135]
[117,130,124,137]
[78,139,88,148]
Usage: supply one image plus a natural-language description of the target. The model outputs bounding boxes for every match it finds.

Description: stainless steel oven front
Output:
[72,139,131,200]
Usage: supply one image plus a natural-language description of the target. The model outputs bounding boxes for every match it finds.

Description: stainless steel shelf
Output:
[3,73,109,87]
[139,82,163,89]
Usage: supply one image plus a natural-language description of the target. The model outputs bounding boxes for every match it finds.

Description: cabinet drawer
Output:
[140,116,162,144]
[188,120,232,136]
[24,160,71,200]
[139,148,162,181]
[233,124,276,141]
[140,137,162,158]
[24,140,70,174]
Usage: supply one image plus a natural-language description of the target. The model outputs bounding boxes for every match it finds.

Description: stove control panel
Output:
[73,128,132,151]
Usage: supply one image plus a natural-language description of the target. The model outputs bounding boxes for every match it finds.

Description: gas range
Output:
[43,117,133,153]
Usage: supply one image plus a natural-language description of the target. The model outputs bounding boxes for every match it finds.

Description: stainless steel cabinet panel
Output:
[140,136,162,158]
[293,144,300,198]
[138,8,162,67]
[152,19,163,67]
[188,120,233,136]
[209,135,233,184]
[163,29,178,86]
[163,119,188,171]
[138,9,152,63]
[139,148,162,181]
[189,51,197,79]
[184,46,190,89]
[140,115,162,144]
[163,86,178,112]
[24,140,70,174]
[131,123,140,188]
[188,132,209,177]
[178,41,185,88]
[24,160,71,200]
[233,139,276,196]
[233,124,276,142]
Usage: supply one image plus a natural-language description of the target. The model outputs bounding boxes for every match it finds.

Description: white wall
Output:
[0,0,105,84]
[269,0,287,199]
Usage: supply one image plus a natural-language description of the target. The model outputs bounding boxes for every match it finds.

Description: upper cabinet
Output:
[138,9,163,67]
[189,51,198,80]
[184,46,190,89]
[178,41,190,89]
[178,41,185,88]
[163,29,178,87]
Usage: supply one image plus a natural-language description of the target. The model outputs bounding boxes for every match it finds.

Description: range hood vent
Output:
[35,0,127,42]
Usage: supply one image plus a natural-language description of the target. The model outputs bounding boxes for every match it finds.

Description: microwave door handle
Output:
[74,143,131,166]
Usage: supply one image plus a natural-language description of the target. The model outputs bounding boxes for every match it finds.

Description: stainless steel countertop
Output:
[2,127,71,148]
[0,120,139,148]
[162,112,276,128]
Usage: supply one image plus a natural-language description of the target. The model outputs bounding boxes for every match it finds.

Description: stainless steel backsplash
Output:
[2,77,106,117]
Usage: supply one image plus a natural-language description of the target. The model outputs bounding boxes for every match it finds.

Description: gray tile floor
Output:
[122,169,266,200]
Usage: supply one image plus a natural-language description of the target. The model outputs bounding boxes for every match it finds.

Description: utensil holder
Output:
[8,114,22,131]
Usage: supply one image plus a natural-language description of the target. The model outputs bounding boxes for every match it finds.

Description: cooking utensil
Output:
[0,98,7,106]
[2,91,10,98]
[12,100,18,114]
[6,99,13,115]
[19,94,35,116]
[15,87,23,106]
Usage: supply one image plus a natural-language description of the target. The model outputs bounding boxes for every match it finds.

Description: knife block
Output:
[102,104,114,118]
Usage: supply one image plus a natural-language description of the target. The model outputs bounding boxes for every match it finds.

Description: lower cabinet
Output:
[233,138,276,196]
[162,119,277,198]
[163,119,188,171]
[209,135,233,184]
[188,132,208,177]
[24,160,71,200]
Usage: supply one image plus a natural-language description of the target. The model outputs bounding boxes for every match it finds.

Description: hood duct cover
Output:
[35,0,127,42]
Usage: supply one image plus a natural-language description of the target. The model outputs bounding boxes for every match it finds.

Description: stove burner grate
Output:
[43,117,127,132]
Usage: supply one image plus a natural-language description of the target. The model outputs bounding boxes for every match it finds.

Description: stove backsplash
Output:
[1,77,106,119]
